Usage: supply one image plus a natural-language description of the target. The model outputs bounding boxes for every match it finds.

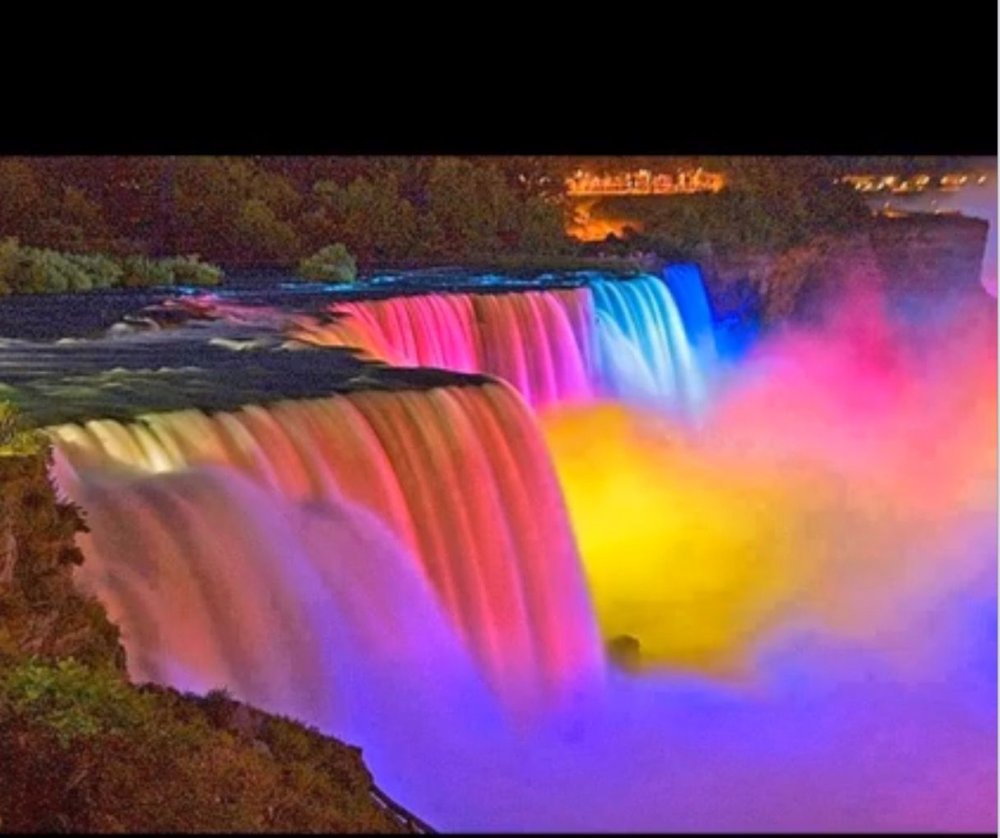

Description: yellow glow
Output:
[540,404,801,675]
[565,199,643,242]
[541,350,996,676]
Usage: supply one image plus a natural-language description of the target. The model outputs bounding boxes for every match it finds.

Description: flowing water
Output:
[6,265,992,830]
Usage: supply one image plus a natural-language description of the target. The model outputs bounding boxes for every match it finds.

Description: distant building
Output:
[565,167,726,198]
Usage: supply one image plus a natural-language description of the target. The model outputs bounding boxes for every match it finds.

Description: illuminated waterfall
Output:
[40,269,717,711]
[663,263,718,369]
[50,381,604,711]
[293,289,595,409]
[25,262,996,831]
[59,465,504,739]
[590,274,706,410]
[289,274,706,411]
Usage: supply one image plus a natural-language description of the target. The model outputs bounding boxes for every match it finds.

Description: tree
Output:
[341,175,417,261]
[298,243,358,282]
[234,199,300,263]
[426,157,517,257]
[173,157,302,264]
[0,161,46,241]
[517,195,567,254]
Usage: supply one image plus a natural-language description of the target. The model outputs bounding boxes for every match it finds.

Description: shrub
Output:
[0,658,155,746]
[69,253,123,289]
[0,237,20,295]
[161,255,223,287]
[0,401,44,456]
[0,243,224,293]
[121,255,175,288]
[298,243,358,283]
[0,400,19,445]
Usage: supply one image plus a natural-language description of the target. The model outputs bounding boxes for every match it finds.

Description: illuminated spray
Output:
[43,268,997,830]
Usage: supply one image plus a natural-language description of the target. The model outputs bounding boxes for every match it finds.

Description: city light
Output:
[565,167,726,197]
[837,171,989,194]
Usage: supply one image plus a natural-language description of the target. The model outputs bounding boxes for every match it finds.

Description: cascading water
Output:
[22,262,991,831]
[289,274,705,412]
[32,266,720,718]
[292,289,594,409]
[50,382,605,714]
[589,273,706,410]
[58,465,506,746]
[663,263,718,369]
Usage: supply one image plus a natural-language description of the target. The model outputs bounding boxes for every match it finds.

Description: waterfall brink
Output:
[293,289,594,409]
[287,274,707,413]
[50,381,604,712]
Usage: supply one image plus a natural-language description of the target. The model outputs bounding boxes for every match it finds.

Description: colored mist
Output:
[37,267,997,830]
[543,289,997,676]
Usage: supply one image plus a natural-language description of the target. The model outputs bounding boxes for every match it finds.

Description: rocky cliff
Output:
[869,214,990,302]
[0,447,125,669]
[695,213,990,330]
[0,444,428,834]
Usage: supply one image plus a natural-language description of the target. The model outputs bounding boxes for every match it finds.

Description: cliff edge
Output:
[0,442,429,834]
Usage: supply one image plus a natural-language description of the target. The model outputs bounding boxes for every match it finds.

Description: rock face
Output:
[0,670,425,834]
[869,214,990,302]
[697,214,990,329]
[0,449,125,669]
[607,635,641,671]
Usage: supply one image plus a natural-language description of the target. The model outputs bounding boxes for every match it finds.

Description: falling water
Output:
[292,289,593,409]
[289,274,705,412]
[59,464,506,746]
[589,274,706,411]
[663,263,718,369]
[50,382,604,713]
[26,262,993,830]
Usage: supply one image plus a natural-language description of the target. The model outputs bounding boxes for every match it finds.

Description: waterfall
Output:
[663,263,718,369]
[293,289,594,409]
[590,274,706,411]
[288,273,708,413]
[24,261,996,831]
[50,381,605,713]
[60,464,506,742]
[40,268,717,713]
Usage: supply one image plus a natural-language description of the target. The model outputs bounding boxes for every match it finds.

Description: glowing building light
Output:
[564,168,727,197]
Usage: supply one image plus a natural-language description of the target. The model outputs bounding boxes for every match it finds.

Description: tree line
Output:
[0,155,889,284]
[0,157,577,269]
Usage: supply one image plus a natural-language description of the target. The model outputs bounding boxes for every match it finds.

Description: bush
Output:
[0,666,410,831]
[0,241,224,294]
[0,401,44,455]
[161,255,223,287]
[0,237,18,295]
[121,255,175,288]
[298,243,358,282]
[0,401,19,445]
[0,658,155,746]
[69,253,123,289]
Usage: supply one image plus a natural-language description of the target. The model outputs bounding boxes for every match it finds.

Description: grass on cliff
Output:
[0,658,410,833]
[0,403,44,458]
